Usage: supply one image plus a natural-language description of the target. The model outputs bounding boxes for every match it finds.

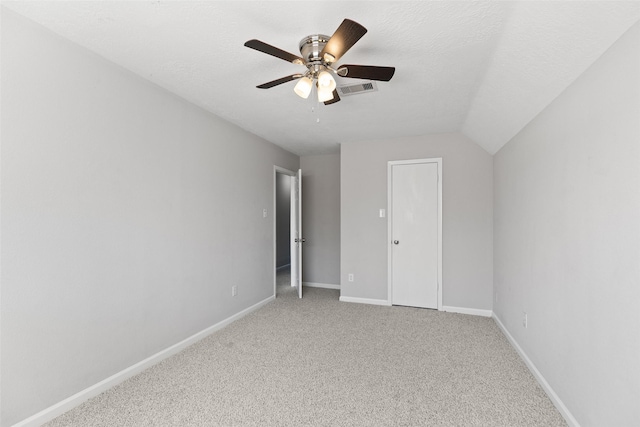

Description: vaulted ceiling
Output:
[3,1,639,156]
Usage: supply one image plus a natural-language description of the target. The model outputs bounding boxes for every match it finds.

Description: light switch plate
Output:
[379,209,385,218]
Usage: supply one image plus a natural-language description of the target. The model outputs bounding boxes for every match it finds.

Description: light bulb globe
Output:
[294,77,313,99]
[317,70,336,92]
[317,86,334,103]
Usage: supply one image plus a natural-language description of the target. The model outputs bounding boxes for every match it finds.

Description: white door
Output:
[390,161,440,309]
[290,169,303,298]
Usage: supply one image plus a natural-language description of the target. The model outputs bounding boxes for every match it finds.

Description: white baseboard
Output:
[303,281,340,290]
[13,295,275,427]
[492,314,579,427]
[339,296,392,306]
[442,305,493,317]
[337,300,493,316]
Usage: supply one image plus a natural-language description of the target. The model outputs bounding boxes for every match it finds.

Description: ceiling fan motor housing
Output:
[299,34,331,67]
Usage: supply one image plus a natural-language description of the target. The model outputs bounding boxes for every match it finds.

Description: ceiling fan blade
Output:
[244,39,305,64]
[320,19,367,63]
[323,89,341,105]
[257,74,304,89]
[337,65,395,81]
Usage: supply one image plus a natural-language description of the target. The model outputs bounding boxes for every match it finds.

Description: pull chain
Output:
[316,83,320,123]
[310,83,320,123]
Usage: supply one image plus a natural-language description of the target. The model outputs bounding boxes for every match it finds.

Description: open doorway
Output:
[274,166,303,298]
[275,170,293,297]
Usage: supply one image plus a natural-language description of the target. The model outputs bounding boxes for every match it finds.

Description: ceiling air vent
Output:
[337,81,378,97]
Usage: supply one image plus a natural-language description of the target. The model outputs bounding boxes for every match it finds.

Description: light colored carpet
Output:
[44,271,566,426]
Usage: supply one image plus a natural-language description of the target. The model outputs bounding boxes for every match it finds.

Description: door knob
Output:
[393,240,399,245]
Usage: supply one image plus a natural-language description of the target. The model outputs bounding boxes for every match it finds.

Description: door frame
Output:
[273,166,297,297]
[387,158,443,309]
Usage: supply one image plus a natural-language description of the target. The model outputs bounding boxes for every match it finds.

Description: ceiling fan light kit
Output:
[244,19,395,105]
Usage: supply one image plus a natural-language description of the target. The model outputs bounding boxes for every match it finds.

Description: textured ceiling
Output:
[3,1,639,155]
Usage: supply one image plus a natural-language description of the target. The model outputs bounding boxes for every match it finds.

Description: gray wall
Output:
[493,23,640,426]
[0,10,299,425]
[275,172,291,268]
[300,154,341,285]
[340,134,493,309]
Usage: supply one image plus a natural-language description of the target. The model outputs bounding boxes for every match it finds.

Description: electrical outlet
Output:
[232,285,237,297]
[348,273,354,282]
[523,312,528,328]
[262,209,267,218]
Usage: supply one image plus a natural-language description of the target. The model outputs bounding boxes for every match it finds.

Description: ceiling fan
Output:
[244,19,395,105]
